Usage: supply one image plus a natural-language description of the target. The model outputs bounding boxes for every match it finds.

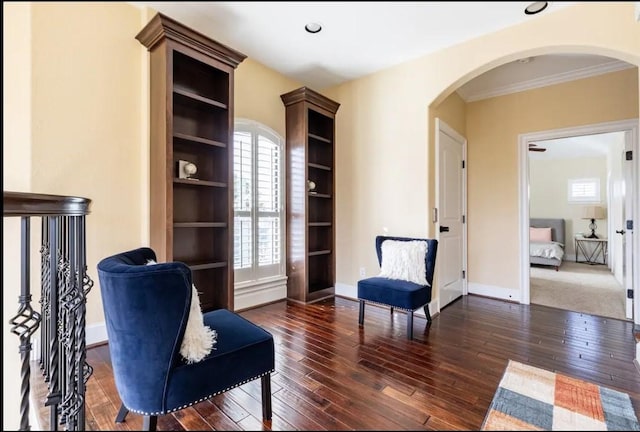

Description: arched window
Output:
[233,119,285,284]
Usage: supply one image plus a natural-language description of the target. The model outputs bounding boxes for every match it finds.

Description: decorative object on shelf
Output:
[307,180,317,194]
[178,160,198,179]
[581,205,605,239]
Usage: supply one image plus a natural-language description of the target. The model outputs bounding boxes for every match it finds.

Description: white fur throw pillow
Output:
[146,259,217,363]
[378,240,429,286]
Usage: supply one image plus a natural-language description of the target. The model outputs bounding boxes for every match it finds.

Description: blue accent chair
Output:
[357,236,438,340]
[97,247,275,431]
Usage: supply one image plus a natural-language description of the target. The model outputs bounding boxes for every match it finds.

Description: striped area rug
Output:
[481,360,640,431]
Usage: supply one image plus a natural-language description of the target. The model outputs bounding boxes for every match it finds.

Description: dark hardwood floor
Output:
[33,294,640,430]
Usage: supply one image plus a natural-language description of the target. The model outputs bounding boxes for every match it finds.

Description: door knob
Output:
[439,226,450,233]
[616,229,626,235]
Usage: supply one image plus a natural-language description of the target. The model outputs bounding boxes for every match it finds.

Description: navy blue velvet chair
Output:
[97,247,275,431]
[357,236,438,340]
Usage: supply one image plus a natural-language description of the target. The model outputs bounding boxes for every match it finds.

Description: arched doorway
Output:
[428,50,639,327]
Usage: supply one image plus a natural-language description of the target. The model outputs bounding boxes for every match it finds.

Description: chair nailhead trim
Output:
[125,369,275,416]
[362,299,414,312]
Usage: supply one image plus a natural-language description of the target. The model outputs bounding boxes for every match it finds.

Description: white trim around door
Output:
[435,118,468,312]
[518,118,639,326]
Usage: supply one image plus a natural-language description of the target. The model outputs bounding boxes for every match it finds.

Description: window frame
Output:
[567,177,601,203]
[233,119,286,284]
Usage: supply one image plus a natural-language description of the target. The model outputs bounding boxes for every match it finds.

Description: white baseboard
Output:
[30,321,109,362]
[30,336,41,363]
[468,282,521,302]
[29,393,42,431]
[335,282,357,299]
[86,322,108,346]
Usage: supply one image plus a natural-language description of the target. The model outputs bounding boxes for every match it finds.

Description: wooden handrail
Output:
[4,190,93,431]
[4,191,91,217]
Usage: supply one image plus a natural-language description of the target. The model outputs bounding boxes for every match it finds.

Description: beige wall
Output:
[3,3,32,429]
[530,157,608,256]
[430,91,467,138]
[235,58,302,138]
[330,2,639,296]
[29,2,145,325]
[466,69,637,289]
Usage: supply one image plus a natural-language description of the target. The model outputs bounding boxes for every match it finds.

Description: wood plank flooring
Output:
[31,294,640,430]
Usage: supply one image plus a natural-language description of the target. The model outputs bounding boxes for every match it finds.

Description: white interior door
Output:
[436,119,466,309]
[623,133,634,319]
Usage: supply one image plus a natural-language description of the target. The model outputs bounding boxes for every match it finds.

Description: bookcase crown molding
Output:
[280,86,340,114]
[136,12,246,69]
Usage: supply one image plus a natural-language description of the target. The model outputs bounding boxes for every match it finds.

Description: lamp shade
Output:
[581,205,605,220]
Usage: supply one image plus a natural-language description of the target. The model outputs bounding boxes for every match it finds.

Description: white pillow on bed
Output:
[530,227,552,243]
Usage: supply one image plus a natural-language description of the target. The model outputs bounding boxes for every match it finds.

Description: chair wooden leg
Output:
[115,404,129,423]
[407,311,414,340]
[261,374,272,420]
[358,300,365,325]
[423,305,432,322]
[143,415,157,431]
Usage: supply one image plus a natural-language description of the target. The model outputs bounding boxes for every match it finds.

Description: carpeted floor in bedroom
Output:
[530,261,628,321]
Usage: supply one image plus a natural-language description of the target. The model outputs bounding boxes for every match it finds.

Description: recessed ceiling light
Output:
[305,22,322,34]
[524,2,548,15]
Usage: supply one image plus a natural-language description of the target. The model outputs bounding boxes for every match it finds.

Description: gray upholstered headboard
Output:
[530,218,565,244]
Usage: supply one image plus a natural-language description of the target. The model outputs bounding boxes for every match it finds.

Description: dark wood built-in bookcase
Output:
[281,87,340,303]
[136,13,246,312]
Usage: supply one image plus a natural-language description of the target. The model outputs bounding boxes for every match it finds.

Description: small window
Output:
[568,178,600,203]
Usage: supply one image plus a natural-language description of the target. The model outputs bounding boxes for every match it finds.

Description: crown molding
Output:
[462,60,635,103]
[136,13,246,69]
[280,86,340,114]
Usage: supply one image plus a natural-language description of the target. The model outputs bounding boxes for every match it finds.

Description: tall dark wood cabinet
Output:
[136,13,246,311]
[280,87,340,303]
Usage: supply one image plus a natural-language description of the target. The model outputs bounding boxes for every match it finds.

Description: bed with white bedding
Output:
[530,218,565,271]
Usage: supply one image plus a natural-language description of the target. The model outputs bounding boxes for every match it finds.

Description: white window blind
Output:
[233,121,284,282]
[568,178,600,203]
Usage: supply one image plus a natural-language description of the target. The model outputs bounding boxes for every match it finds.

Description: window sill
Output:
[235,275,288,294]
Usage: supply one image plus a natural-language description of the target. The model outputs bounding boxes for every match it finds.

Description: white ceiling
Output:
[528,131,626,160]
[133,1,586,89]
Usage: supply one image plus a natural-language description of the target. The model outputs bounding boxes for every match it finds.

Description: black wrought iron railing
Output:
[4,191,93,431]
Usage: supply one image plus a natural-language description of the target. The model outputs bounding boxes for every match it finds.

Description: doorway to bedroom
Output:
[521,120,638,322]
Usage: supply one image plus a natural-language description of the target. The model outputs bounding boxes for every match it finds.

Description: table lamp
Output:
[581,205,605,239]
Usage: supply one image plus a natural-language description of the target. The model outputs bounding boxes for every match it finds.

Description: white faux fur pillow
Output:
[146,259,217,363]
[379,240,429,286]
